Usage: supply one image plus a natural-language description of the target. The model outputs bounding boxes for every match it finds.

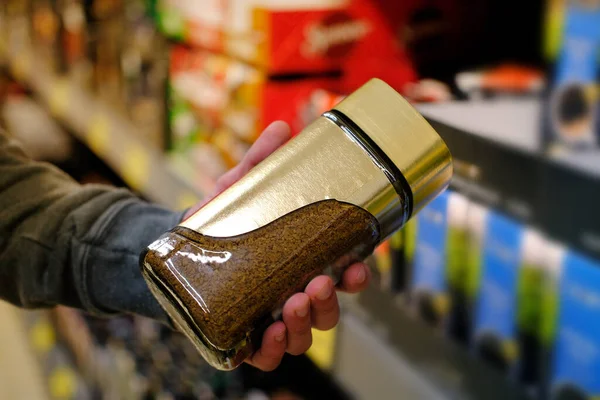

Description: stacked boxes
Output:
[155,0,418,78]
[393,188,600,398]
[160,1,421,190]
[167,44,339,184]
[3,0,169,148]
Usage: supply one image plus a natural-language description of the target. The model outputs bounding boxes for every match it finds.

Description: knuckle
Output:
[291,323,312,336]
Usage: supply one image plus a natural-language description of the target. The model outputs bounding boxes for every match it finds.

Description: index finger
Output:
[242,120,291,169]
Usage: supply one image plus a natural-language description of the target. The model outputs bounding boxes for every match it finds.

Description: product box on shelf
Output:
[472,211,548,391]
[167,45,337,167]
[543,1,600,151]
[409,190,468,329]
[154,0,227,52]
[370,230,405,294]
[444,192,470,343]
[459,202,488,345]
[548,249,600,400]
[155,0,420,82]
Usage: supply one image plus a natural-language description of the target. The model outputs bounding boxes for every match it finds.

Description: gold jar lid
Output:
[333,78,453,214]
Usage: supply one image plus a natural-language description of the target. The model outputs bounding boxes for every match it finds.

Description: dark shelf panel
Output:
[350,285,532,400]
[421,102,600,262]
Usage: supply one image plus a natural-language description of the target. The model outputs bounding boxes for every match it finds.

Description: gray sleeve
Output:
[0,131,183,324]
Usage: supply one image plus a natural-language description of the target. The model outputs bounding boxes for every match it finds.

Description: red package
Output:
[245,0,419,75]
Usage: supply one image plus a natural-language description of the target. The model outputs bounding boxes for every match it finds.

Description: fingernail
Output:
[356,267,366,284]
[295,306,308,318]
[275,329,286,342]
[316,282,333,301]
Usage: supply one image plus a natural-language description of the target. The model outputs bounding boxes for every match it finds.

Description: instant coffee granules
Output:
[141,78,453,370]
[143,200,379,363]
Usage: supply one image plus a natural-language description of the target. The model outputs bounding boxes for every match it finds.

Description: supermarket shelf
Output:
[1,46,206,210]
[19,310,95,400]
[0,303,48,400]
[340,286,532,400]
[419,100,600,262]
[334,311,447,400]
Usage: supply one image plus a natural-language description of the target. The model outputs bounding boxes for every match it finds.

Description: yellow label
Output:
[374,241,392,274]
[177,192,200,210]
[30,320,56,354]
[49,80,70,117]
[121,144,150,192]
[433,294,450,317]
[306,327,337,371]
[87,114,110,157]
[11,52,32,81]
[49,367,76,400]
[503,340,519,362]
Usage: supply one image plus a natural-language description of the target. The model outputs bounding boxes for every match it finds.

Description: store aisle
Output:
[0,301,48,400]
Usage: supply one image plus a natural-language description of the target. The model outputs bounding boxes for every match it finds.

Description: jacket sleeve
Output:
[0,131,183,324]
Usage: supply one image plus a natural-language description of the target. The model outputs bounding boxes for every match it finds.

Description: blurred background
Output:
[0,0,599,399]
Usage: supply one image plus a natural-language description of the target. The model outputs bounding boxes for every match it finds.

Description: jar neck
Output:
[323,110,413,224]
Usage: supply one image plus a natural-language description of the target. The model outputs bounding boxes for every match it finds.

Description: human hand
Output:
[185,121,372,371]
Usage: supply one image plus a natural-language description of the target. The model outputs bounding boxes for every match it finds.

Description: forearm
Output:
[0,132,180,323]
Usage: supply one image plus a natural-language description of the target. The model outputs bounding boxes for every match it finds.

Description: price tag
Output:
[87,113,110,157]
[177,192,200,210]
[306,326,337,371]
[49,367,76,400]
[49,80,70,117]
[11,52,32,81]
[122,143,150,192]
[30,320,56,354]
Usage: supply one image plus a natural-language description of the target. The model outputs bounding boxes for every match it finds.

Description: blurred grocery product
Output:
[155,0,417,79]
[548,249,600,400]
[166,45,337,168]
[409,191,468,329]
[544,1,600,151]
[456,64,545,99]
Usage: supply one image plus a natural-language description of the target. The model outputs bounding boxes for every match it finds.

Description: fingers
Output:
[304,276,339,331]
[282,293,312,356]
[337,263,371,293]
[243,120,291,169]
[247,265,369,370]
[212,163,245,195]
[210,121,291,197]
[183,120,291,221]
[246,321,287,372]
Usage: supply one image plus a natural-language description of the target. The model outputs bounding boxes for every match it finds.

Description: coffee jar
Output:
[140,78,453,370]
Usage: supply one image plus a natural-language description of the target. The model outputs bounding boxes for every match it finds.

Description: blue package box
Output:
[411,190,451,326]
[551,250,600,400]
[547,2,600,149]
[411,191,468,328]
[473,211,523,374]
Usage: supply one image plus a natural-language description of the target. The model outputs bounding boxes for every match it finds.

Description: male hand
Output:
[185,121,372,371]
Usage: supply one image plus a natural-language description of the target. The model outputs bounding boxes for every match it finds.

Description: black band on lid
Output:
[323,110,414,222]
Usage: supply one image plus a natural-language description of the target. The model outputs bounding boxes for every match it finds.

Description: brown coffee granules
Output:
[142,200,380,352]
